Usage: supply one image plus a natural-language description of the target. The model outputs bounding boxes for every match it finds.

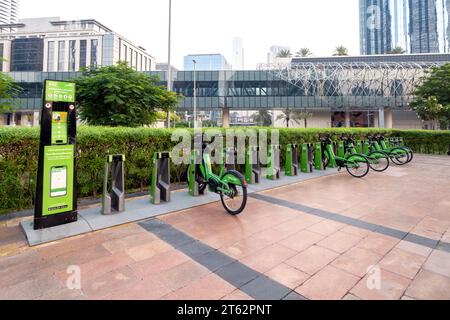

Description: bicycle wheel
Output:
[346,155,370,178]
[367,151,390,172]
[390,148,409,165]
[220,170,248,215]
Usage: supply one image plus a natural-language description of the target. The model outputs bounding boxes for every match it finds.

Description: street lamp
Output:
[167,0,172,128]
[193,59,197,129]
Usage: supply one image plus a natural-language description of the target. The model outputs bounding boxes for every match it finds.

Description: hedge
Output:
[1,126,449,214]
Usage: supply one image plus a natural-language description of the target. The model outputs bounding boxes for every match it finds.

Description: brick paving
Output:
[0,154,449,300]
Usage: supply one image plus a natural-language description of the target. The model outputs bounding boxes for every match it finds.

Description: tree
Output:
[252,110,273,127]
[333,45,349,56]
[75,62,179,127]
[388,46,406,54]
[276,109,303,128]
[296,48,313,57]
[0,70,21,113]
[276,49,292,58]
[298,111,313,128]
[411,64,450,129]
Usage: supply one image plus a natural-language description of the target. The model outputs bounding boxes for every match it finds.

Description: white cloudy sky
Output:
[20,0,360,69]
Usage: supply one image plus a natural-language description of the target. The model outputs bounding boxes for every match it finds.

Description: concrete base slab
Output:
[21,169,338,246]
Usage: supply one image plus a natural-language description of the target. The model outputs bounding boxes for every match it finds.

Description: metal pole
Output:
[193,59,197,129]
[166,0,172,128]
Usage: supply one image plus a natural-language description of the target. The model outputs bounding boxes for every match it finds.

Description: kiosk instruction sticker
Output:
[45,81,76,103]
[51,112,68,144]
[42,145,74,216]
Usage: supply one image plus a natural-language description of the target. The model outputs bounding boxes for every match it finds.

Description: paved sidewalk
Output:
[1,155,449,300]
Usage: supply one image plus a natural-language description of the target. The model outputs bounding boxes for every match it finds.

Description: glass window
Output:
[58,40,65,71]
[90,39,98,67]
[130,48,133,66]
[11,38,44,72]
[0,43,3,72]
[47,41,55,72]
[140,53,143,71]
[69,40,76,71]
[79,40,87,68]
[123,45,128,62]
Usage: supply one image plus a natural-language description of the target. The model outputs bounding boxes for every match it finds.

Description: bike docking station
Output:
[102,155,126,215]
[245,146,261,184]
[33,80,78,230]
[314,142,324,171]
[151,152,171,205]
[301,143,314,173]
[285,144,299,177]
[189,149,207,197]
[267,145,281,180]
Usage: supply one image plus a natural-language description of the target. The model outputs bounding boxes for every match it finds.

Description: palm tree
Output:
[296,48,313,57]
[276,109,303,128]
[333,45,349,56]
[388,46,406,54]
[298,111,313,128]
[252,110,273,127]
[276,49,292,58]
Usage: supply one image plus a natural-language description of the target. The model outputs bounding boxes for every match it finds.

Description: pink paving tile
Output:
[278,230,325,253]
[83,266,140,299]
[395,240,433,258]
[102,275,172,300]
[156,260,211,291]
[356,234,400,255]
[332,247,383,277]
[406,270,450,300]
[221,290,254,300]
[265,263,310,289]
[350,268,411,300]
[307,220,346,236]
[423,250,450,278]
[222,236,273,260]
[131,249,191,278]
[162,273,236,300]
[101,232,159,254]
[296,266,359,300]
[378,248,427,279]
[317,231,362,254]
[286,245,339,275]
[240,244,297,273]
[125,240,173,262]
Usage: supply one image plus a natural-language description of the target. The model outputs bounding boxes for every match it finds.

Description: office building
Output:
[232,37,245,70]
[0,0,18,24]
[0,17,156,72]
[183,54,231,71]
[360,0,450,54]
[2,53,448,129]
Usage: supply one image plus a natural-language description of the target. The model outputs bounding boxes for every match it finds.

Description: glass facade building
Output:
[0,0,18,24]
[10,38,44,71]
[360,0,450,54]
[184,54,232,71]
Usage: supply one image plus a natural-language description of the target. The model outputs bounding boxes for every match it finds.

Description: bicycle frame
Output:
[197,152,244,195]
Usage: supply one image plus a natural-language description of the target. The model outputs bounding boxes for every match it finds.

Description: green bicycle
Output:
[321,135,370,178]
[341,135,390,172]
[368,134,413,165]
[187,141,248,215]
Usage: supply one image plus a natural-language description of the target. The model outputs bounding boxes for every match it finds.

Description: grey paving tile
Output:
[240,275,292,300]
[376,226,408,240]
[177,241,215,257]
[282,291,308,301]
[195,251,236,272]
[404,233,439,249]
[216,262,261,288]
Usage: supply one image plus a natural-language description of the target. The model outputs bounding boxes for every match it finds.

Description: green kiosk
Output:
[34,80,77,230]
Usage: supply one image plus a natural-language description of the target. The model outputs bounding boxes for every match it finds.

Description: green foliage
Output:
[296,48,313,57]
[0,71,22,113]
[252,110,273,127]
[75,62,179,127]
[276,49,292,58]
[1,127,449,214]
[388,46,406,54]
[333,45,349,56]
[411,64,450,129]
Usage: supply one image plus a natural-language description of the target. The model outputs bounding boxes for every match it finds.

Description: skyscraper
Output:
[232,37,245,70]
[408,0,449,53]
[0,0,18,24]
[360,0,449,54]
[360,0,393,54]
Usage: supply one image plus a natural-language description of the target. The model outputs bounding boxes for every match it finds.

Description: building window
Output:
[130,49,133,66]
[11,38,45,72]
[123,45,128,63]
[144,57,147,71]
[91,39,98,67]
[140,53,143,71]
[69,40,76,71]
[47,41,55,72]
[135,52,138,69]
[58,40,65,71]
[79,40,87,69]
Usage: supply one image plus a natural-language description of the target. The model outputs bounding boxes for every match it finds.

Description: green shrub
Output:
[1,126,449,214]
